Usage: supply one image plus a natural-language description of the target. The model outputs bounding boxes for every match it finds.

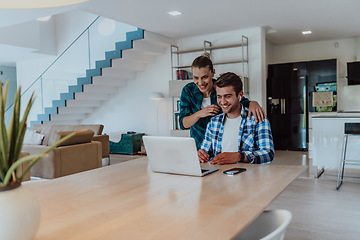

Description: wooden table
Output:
[25,157,306,240]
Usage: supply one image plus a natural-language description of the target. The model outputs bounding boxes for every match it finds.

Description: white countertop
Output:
[310,112,360,118]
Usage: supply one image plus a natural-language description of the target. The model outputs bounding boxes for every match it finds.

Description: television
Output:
[347,61,360,85]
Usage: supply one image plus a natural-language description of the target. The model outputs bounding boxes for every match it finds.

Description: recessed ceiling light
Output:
[168,11,182,16]
[302,30,312,35]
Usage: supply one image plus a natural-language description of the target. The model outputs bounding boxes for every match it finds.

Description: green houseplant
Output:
[0,81,76,240]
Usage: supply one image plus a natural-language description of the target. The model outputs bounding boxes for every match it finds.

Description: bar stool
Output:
[336,123,360,190]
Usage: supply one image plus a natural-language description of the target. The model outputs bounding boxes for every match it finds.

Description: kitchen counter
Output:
[311,115,360,171]
[312,115,360,118]
[311,112,360,118]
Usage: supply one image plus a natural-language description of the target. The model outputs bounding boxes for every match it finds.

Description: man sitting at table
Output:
[197,72,274,165]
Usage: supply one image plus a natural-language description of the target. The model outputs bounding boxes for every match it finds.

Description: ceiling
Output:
[1,0,360,66]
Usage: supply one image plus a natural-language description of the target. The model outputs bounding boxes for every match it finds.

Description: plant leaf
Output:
[3,153,47,186]
[7,85,21,170]
[0,81,9,180]
[13,92,34,163]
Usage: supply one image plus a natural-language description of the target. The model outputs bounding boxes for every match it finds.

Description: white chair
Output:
[234,209,292,240]
[336,122,360,190]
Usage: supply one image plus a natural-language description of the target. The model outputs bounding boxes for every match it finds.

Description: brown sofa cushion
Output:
[32,124,104,146]
[53,130,95,146]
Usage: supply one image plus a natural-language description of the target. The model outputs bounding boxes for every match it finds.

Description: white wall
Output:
[0,66,17,125]
[268,37,360,112]
[17,10,100,121]
[17,10,98,90]
[0,21,40,49]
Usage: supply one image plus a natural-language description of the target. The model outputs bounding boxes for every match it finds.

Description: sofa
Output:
[22,124,110,179]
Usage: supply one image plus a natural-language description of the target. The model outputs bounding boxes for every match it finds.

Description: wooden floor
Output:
[270,150,360,240]
[110,151,360,240]
[269,177,360,240]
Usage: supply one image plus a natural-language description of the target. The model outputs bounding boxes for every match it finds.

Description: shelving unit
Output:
[169,36,249,136]
[169,80,192,136]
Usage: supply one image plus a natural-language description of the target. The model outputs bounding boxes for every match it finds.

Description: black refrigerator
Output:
[267,63,308,151]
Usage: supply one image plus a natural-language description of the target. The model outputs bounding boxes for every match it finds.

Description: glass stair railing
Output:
[6,15,145,127]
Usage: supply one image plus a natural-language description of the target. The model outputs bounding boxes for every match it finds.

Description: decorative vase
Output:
[0,183,41,240]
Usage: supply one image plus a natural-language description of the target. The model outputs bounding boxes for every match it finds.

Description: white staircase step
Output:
[121,50,156,63]
[111,59,147,71]
[74,92,110,100]
[92,77,128,87]
[132,40,167,55]
[83,85,119,94]
[143,31,176,47]
[101,67,137,78]
[43,120,82,125]
[66,99,103,107]
[50,113,87,121]
[58,106,94,114]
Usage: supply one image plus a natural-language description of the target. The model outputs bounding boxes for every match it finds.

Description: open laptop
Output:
[143,136,219,177]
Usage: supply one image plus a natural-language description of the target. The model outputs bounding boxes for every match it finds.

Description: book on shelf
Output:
[176,70,190,80]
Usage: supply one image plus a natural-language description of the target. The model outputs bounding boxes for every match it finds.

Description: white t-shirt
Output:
[222,115,241,152]
[201,97,211,109]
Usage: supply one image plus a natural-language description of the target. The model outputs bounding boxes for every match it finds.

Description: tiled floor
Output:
[110,150,360,240]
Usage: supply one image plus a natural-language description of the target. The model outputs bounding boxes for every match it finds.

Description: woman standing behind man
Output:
[179,53,266,149]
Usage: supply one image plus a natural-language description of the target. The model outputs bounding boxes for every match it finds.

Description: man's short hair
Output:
[215,72,243,94]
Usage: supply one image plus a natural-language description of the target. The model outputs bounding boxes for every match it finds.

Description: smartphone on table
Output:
[223,168,246,175]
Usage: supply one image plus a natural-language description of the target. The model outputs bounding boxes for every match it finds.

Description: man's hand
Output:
[197,104,220,118]
[210,152,241,165]
[248,101,266,122]
[198,149,210,163]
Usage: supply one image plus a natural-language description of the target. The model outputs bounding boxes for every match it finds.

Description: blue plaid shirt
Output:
[200,107,274,164]
[179,80,249,149]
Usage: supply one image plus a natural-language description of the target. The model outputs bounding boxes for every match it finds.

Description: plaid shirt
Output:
[179,80,249,149]
[200,107,274,164]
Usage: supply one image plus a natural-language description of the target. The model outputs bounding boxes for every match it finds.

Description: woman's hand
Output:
[183,105,220,129]
[248,101,266,122]
[197,104,220,118]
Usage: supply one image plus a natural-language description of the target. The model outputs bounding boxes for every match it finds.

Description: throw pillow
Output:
[55,129,94,146]
[23,129,45,145]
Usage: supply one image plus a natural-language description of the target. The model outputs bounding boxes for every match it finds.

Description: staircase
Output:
[30,29,173,127]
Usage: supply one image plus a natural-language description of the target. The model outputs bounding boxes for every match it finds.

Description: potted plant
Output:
[0,81,76,240]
